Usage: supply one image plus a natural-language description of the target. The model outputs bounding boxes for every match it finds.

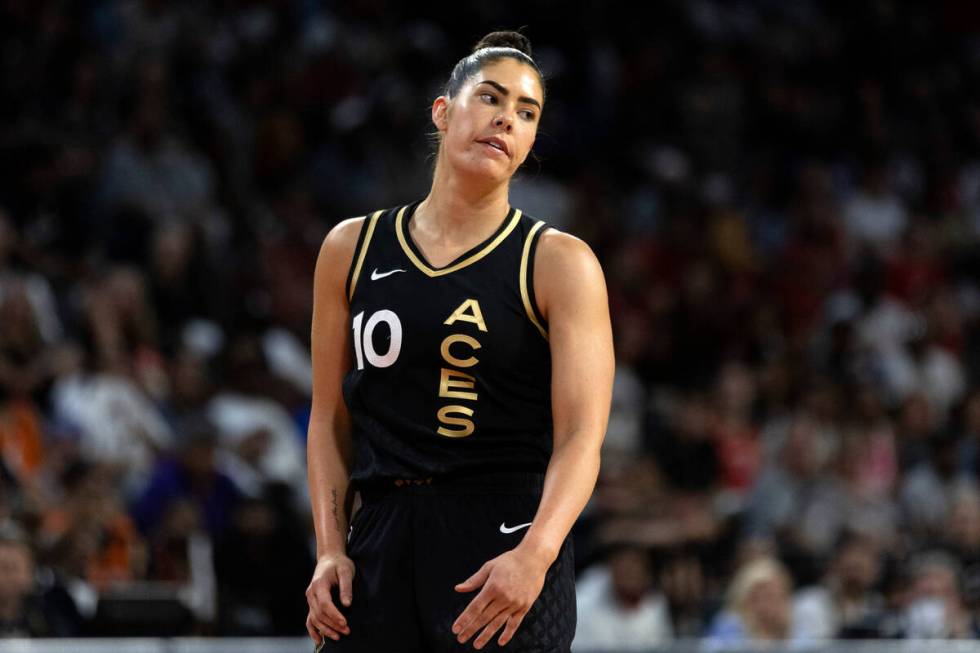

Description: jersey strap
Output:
[520,220,549,340]
[346,210,384,302]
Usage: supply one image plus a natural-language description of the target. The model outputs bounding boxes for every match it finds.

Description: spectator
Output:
[659,552,712,638]
[0,521,51,637]
[602,324,648,473]
[745,412,839,564]
[50,353,174,499]
[143,499,215,626]
[0,275,58,488]
[900,433,974,542]
[147,222,223,352]
[833,435,900,549]
[792,532,885,639]
[650,390,720,495]
[893,394,939,471]
[941,485,980,611]
[37,461,146,590]
[842,161,908,257]
[956,390,980,476]
[35,524,103,635]
[711,361,762,500]
[132,421,241,542]
[206,333,307,504]
[903,551,980,638]
[572,545,673,651]
[704,557,799,650]
[99,61,215,225]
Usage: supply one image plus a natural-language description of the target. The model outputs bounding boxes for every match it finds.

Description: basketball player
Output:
[305,30,614,652]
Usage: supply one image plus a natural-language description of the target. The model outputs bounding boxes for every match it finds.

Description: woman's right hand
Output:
[306,553,356,644]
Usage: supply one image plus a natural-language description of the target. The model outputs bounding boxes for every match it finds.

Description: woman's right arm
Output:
[305,216,363,645]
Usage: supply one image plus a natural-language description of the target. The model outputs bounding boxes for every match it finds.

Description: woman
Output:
[704,557,796,651]
[305,30,613,652]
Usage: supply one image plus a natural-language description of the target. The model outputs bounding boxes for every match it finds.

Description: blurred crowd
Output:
[1,0,980,646]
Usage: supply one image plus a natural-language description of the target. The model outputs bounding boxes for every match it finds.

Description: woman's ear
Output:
[432,96,450,133]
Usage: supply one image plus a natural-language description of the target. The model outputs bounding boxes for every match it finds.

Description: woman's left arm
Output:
[452,230,614,649]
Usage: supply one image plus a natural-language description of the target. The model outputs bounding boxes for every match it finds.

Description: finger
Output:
[456,598,500,644]
[306,614,321,643]
[452,589,494,637]
[310,615,342,643]
[337,564,355,607]
[473,608,511,650]
[455,563,491,593]
[311,587,350,633]
[497,612,527,647]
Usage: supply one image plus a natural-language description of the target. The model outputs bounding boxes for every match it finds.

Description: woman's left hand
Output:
[452,546,551,648]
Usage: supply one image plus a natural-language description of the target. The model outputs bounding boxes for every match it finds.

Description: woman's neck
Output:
[417,158,511,243]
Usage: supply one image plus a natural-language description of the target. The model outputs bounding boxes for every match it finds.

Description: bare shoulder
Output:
[315,216,366,293]
[534,228,607,320]
[534,229,602,285]
[320,216,365,258]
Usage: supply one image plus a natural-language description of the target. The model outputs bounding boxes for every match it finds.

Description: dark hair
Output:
[442,30,546,102]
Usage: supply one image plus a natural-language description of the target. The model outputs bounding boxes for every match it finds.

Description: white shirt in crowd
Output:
[572,564,674,651]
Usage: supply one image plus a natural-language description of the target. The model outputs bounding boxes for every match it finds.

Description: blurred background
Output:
[2,0,980,650]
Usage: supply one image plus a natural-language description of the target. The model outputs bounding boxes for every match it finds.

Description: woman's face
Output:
[433,58,543,183]
[745,576,791,637]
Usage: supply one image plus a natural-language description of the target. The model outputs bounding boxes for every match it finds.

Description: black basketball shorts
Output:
[317,472,575,653]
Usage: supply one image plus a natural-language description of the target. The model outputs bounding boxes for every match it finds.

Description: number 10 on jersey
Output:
[351,309,403,370]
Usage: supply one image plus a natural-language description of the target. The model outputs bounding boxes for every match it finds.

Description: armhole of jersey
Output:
[345,210,383,303]
[520,220,549,341]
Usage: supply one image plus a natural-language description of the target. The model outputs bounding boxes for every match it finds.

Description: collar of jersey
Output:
[395,202,522,277]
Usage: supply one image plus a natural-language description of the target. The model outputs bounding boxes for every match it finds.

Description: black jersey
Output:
[341,199,553,483]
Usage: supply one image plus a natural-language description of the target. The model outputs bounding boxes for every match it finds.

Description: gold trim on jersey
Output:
[348,210,384,301]
[395,205,523,277]
[520,220,548,340]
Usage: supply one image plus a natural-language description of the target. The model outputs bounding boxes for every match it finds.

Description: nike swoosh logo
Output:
[499,522,532,534]
[371,268,406,281]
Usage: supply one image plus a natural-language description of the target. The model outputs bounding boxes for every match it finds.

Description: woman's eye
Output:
[481,93,496,103]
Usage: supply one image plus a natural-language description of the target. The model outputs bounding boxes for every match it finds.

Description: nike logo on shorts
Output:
[499,522,532,534]
[371,267,406,280]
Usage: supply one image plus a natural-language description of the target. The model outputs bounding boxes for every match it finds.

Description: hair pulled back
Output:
[442,30,546,102]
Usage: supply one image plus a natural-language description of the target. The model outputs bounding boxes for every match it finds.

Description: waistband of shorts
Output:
[355,471,545,503]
